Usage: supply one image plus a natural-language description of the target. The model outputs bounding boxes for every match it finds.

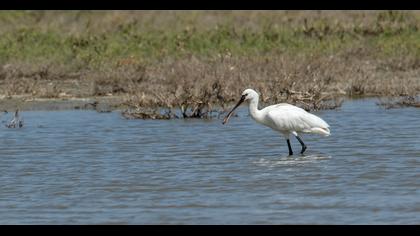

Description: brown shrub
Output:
[1,51,419,119]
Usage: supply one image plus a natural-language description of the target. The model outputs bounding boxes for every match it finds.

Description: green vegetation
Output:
[0,11,419,67]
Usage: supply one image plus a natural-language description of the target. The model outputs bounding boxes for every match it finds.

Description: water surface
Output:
[0,99,419,224]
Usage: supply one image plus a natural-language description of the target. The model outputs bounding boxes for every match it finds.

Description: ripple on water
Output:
[0,100,419,224]
[253,154,332,167]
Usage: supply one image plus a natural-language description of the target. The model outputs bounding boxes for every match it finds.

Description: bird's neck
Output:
[248,97,263,122]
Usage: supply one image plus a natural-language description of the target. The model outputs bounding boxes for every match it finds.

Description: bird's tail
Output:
[311,127,330,136]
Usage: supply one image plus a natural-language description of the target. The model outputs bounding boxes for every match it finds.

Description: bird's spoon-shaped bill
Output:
[222,95,245,125]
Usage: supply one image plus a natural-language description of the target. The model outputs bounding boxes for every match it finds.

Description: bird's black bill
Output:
[222,95,246,125]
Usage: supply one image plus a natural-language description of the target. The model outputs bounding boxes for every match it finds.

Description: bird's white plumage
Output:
[222,89,330,154]
[265,104,330,136]
[240,88,330,138]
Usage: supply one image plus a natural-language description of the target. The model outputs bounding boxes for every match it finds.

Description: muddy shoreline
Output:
[0,95,126,112]
[1,94,418,113]
[1,95,418,123]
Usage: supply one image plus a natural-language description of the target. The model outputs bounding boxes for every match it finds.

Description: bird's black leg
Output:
[286,139,293,156]
[295,136,307,154]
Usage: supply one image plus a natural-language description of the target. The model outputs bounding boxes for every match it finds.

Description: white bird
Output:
[222,89,330,155]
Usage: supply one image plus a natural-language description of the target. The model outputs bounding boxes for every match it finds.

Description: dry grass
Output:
[121,53,418,118]
[1,52,419,119]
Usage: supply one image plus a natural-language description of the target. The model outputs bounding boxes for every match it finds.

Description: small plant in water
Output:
[5,109,24,128]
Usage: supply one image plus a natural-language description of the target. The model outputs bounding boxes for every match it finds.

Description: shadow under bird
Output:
[222,89,330,155]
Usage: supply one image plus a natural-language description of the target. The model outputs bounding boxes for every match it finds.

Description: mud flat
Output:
[0,95,126,112]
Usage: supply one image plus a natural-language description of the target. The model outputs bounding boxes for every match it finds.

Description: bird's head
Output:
[222,89,259,125]
[241,89,258,102]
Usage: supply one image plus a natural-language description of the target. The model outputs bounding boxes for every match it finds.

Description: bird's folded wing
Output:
[266,106,329,134]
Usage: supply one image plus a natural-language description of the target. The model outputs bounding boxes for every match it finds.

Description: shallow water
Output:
[0,98,419,224]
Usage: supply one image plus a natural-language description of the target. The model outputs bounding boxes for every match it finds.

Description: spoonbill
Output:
[222,89,330,155]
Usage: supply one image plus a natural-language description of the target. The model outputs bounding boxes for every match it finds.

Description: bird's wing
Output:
[266,105,308,131]
[266,104,330,134]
